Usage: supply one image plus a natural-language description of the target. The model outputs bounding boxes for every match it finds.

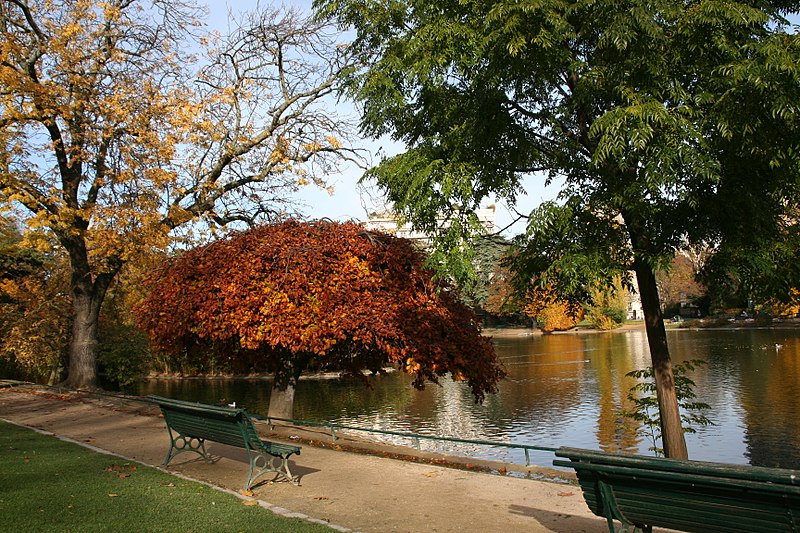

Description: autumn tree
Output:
[524,282,583,333]
[0,0,359,389]
[135,220,505,418]
[320,0,800,458]
[657,252,707,317]
[484,264,524,320]
[761,289,800,318]
[584,277,629,331]
[0,216,70,383]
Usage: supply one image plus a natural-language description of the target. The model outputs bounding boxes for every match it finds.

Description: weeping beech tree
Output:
[135,220,505,418]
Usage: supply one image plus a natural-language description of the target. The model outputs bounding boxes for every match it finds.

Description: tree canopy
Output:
[135,220,504,416]
[0,0,360,388]
[319,0,800,457]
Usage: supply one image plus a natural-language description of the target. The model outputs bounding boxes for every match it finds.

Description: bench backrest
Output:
[554,447,800,533]
[148,395,261,451]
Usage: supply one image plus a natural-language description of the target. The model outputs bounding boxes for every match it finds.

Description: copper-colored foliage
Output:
[135,220,504,402]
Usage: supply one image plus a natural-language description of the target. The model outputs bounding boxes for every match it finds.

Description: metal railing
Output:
[13,383,560,468]
[260,414,558,467]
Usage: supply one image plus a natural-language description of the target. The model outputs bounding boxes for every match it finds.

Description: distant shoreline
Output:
[483,322,646,337]
[483,317,800,338]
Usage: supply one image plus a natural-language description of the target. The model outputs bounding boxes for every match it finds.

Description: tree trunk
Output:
[622,204,689,459]
[60,236,118,390]
[268,380,297,420]
[63,288,101,389]
[633,261,689,459]
[47,363,65,387]
[267,352,307,420]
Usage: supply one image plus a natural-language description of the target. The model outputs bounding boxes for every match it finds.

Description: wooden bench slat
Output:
[555,459,800,495]
[605,485,795,533]
[556,446,800,485]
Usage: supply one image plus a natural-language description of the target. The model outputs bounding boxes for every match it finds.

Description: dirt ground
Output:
[0,386,636,533]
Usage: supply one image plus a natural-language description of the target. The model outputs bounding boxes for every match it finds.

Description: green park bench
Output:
[148,395,301,490]
[553,447,800,533]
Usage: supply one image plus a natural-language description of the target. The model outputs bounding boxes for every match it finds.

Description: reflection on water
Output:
[132,328,800,469]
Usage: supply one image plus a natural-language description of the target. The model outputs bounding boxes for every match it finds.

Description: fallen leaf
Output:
[239,489,254,497]
[108,494,118,498]
[159,482,176,487]
[557,492,575,497]
[242,500,257,506]
[105,464,137,473]
[117,473,130,478]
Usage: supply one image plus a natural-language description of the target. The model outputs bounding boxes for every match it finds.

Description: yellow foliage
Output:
[760,289,800,318]
[524,283,583,332]
[1,1,360,388]
[536,303,582,332]
[0,265,70,381]
[325,135,343,149]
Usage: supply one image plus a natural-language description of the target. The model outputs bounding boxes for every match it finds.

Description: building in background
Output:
[364,206,497,244]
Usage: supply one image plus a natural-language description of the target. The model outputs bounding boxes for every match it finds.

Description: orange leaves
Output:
[104,464,137,479]
[524,283,583,332]
[135,220,504,402]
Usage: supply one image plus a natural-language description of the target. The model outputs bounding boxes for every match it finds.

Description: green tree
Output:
[622,360,714,456]
[320,0,800,457]
[0,1,358,389]
[464,234,512,311]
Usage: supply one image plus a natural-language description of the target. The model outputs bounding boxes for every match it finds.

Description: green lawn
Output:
[0,420,334,532]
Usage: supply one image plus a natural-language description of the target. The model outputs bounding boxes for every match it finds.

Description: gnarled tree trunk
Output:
[60,236,118,390]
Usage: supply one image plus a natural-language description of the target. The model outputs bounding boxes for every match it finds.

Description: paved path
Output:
[0,387,622,533]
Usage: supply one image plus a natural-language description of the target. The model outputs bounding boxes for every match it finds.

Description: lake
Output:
[131,327,800,469]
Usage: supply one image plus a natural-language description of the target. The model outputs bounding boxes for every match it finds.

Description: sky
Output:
[202,1,560,236]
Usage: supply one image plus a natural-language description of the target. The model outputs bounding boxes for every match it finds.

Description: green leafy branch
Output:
[621,359,715,456]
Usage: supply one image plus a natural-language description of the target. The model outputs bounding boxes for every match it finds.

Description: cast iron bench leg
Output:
[245,451,299,490]
[163,428,211,467]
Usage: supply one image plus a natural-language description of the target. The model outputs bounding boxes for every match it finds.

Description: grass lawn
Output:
[0,420,334,532]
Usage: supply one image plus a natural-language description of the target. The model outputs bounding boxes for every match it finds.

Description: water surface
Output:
[133,328,800,469]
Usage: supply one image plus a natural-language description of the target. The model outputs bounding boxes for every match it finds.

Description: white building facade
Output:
[364,206,497,243]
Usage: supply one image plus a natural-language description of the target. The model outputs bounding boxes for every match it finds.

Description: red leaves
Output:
[105,464,137,478]
[135,220,504,401]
